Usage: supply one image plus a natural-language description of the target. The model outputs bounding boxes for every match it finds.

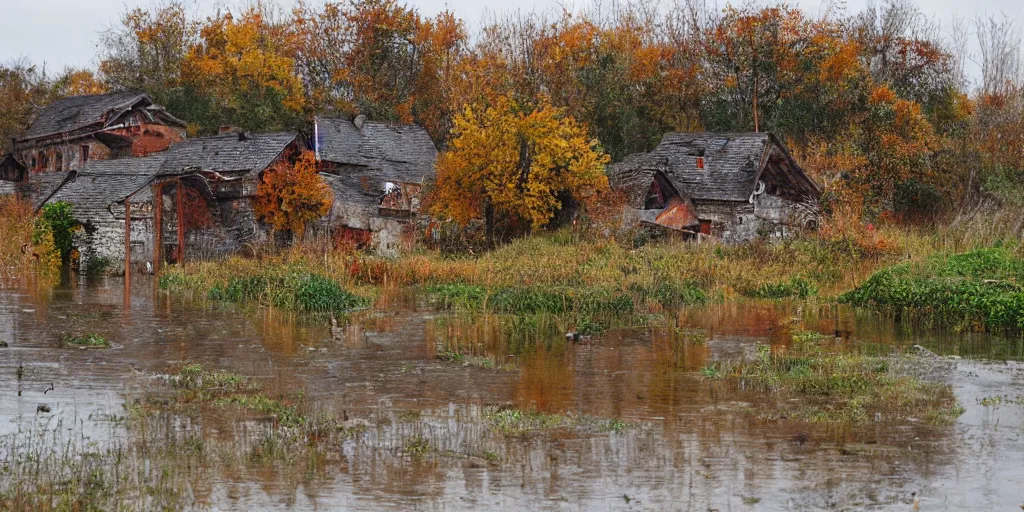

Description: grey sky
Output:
[2,0,1021,86]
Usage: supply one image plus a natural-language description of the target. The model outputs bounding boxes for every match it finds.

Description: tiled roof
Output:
[40,132,297,223]
[23,171,74,209]
[315,117,436,184]
[158,132,299,175]
[45,158,164,224]
[610,132,818,203]
[22,91,151,139]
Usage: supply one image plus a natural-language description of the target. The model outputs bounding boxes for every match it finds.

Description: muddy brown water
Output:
[1,278,1023,511]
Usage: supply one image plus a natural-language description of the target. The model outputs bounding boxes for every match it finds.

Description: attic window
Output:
[695,157,705,170]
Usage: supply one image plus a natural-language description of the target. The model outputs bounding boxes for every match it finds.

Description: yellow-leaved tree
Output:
[254,152,333,239]
[429,97,609,243]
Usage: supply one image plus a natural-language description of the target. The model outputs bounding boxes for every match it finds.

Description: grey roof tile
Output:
[22,91,151,139]
[315,117,436,184]
[159,132,298,175]
[609,132,774,203]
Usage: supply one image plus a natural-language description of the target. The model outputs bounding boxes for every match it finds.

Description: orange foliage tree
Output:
[254,152,333,238]
[182,7,304,132]
[429,96,609,242]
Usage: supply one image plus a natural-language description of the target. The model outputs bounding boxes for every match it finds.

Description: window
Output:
[80,145,90,164]
[37,152,46,171]
[54,151,63,171]
[695,157,705,170]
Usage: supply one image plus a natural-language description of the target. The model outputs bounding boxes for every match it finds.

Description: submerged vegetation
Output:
[58,332,111,349]
[703,331,964,425]
[841,247,1024,332]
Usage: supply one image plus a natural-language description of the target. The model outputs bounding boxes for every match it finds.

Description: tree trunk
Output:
[485,200,495,249]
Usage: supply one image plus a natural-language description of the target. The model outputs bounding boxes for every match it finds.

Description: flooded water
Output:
[1,279,1023,510]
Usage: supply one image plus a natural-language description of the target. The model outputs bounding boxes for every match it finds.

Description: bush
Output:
[840,247,1024,332]
[83,256,113,276]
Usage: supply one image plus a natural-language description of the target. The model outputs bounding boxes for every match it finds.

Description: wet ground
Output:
[1,278,1022,510]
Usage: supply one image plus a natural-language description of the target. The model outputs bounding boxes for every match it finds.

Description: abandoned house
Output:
[313,115,437,254]
[36,131,301,272]
[608,132,822,243]
[10,91,187,174]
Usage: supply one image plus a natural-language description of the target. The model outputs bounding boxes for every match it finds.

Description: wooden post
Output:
[153,182,163,274]
[176,179,185,264]
[124,198,131,288]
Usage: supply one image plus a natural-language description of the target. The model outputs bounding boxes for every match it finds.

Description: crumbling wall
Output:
[694,193,817,243]
[76,215,155,274]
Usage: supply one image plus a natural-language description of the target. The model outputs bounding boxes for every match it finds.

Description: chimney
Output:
[354,114,367,130]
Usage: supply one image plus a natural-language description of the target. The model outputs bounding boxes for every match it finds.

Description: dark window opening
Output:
[81,145,90,164]
[644,181,666,210]
[54,151,63,171]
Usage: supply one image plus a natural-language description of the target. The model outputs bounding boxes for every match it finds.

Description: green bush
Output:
[36,201,79,263]
[840,247,1024,332]
[83,256,113,276]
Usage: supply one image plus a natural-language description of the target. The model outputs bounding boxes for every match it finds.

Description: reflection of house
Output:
[12,91,186,173]
[37,132,300,272]
[609,132,821,243]
[314,115,436,254]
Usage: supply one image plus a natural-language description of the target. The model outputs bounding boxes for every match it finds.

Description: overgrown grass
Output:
[160,266,367,314]
[482,406,639,436]
[164,364,306,427]
[703,331,963,425]
[840,247,1024,332]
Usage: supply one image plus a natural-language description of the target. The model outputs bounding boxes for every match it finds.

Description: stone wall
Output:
[75,216,155,274]
[694,193,817,244]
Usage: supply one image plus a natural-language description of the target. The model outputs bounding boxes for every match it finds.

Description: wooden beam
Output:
[153,182,163,274]
[176,179,185,264]
[124,198,131,288]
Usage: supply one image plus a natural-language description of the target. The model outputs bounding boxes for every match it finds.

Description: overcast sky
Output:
[2,0,1022,86]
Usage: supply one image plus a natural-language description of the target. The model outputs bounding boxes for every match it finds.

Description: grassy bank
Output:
[160,230,910,316]
[841,247,1024,332]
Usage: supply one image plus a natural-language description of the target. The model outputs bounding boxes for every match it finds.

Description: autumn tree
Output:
[182,7,304,133]
[99,2,197,100]
[429,97,609,243]
[254,152,333,238]
[293,0,466,143]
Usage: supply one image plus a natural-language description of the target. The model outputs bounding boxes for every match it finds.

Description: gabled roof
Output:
[609,132,820,203]
[40,132,298,223]
[0,154,27,182]
[44,158,165,224]
[21,91,184,140]
[315,117,436,184]
[158,132,299,175]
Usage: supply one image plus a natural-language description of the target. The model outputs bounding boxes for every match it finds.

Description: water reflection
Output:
[0,279,1021,510]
